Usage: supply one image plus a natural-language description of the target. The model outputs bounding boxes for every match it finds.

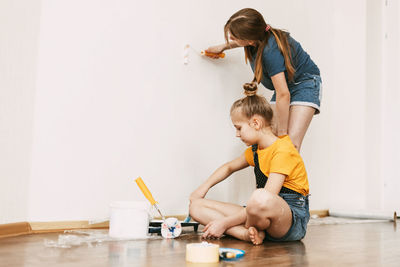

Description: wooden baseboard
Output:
[30,221,109,233]
[0,222,32,239]
[310,209,329,217]
[0,221,108,238]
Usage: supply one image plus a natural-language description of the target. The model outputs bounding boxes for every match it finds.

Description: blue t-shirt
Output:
[249,34,320,90]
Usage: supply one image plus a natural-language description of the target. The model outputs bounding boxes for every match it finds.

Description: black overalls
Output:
[252,144,299,194]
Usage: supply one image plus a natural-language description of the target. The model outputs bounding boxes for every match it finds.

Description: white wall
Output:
[0,0,41,224]
[366,0,384,211]
[27,0,251,221]
[27,0,338,221]
[329,0,368,210]
[381,0,400,212]
[1,0,397,223]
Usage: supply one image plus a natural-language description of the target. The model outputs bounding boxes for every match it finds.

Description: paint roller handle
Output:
[135,177,157,205]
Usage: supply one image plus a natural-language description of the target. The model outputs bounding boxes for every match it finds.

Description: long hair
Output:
[224,8,295,83]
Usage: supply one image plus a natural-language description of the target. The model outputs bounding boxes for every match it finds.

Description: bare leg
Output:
[287,105,315,151]
[270,104,315,151]
[189,198,255,242]
[270,104,279,136]
[190,189,293,245]
[246,189,293,240]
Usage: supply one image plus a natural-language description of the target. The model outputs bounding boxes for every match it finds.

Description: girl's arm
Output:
[189,154,249,202]
[271,72,291,136]
[264,172,286,194]
[204,41,241,58]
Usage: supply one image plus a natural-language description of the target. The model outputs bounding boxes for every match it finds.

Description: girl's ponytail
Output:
[270,28,295,82]
[252,38,268,84]
[250,27,295,84]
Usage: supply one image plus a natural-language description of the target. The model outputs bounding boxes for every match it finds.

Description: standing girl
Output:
[189,84,310,245]
[205,8,321,151]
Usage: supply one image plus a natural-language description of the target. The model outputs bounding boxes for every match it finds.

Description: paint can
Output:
[109,201,149,239]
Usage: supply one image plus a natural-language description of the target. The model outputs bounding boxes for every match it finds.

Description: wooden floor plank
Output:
[0,222,399,266]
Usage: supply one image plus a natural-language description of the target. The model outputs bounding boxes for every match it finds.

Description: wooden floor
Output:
[0,222,399,266]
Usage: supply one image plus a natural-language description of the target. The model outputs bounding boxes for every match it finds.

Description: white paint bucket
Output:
[109,201,150,239]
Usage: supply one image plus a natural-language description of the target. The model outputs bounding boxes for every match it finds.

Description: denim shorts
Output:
[270,73,322,114]
[264,193,310,242]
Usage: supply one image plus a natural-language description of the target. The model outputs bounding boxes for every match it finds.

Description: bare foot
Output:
[248,227,265,245]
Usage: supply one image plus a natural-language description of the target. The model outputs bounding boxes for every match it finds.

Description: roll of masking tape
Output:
[186,242,220,263]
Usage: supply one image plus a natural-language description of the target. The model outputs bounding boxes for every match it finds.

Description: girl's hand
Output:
[204,44,226,58]
[202,218,227,239]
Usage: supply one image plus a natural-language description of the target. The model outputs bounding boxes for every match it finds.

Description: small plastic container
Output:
[109,201,150,239]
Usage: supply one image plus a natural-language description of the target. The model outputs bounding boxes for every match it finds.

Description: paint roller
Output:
[185,44,225,58]
[135,177,182,238]
[201,50,225,58]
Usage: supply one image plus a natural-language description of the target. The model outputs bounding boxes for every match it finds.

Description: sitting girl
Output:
[189,82,310,245]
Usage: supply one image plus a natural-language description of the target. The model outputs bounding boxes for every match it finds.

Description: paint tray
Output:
[148,220,199,234]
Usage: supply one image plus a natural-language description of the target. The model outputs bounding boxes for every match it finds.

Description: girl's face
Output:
[231,109,259,146]
[229,33,256,47]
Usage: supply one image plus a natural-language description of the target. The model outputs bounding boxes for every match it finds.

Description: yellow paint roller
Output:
[201,50,225,58]
[135,177,165,220]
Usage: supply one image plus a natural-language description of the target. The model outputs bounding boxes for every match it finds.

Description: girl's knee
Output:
[189,198,202,212]
[189,198,207,220]
[246,189,275,215]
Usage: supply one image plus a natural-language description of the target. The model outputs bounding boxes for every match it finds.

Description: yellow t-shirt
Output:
[244,135,309,196]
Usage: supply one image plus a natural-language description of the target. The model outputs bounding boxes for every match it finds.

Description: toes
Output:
[248,227,264,245]
[248,227,256,235]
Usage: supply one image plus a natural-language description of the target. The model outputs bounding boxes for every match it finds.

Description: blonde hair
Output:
[231,82,273,126]
[224,8,295,83]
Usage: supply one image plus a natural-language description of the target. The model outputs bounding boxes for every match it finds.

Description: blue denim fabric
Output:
[270,73,322,114]
[264,193,310,242]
